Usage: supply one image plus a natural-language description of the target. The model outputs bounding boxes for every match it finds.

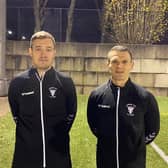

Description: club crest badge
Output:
[126,104,136,116]
[49,87,57,98]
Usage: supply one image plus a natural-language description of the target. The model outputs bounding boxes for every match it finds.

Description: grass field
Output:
[0,95,168,168]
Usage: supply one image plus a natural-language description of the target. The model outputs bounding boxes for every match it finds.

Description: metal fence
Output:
[7,7,102,42]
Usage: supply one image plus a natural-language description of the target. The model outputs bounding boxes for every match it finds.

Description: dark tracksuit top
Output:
[87,79,160,168]
[8,67,77,168]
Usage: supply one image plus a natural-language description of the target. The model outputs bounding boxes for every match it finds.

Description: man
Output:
[87,45,160,168]
[8,31,77,168]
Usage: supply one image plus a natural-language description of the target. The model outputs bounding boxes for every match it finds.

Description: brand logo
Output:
[21,91,35,96]
[49,87,57,98]
[126,104,136,116]
[98,104,111,109]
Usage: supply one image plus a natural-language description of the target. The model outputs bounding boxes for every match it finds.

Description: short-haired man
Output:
[87,45,160,168]
[8,31,77,168]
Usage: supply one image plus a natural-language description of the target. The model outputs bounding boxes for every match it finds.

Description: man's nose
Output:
[40,49,47,55]
[116,62,123,68]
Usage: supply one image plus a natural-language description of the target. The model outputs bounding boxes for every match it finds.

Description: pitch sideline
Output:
[151,142,168,165]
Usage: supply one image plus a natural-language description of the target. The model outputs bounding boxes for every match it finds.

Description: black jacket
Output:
[8,67,77,168]
[87,79,160,168]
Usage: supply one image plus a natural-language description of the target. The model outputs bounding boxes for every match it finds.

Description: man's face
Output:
[107,50,134,82]
[29,38,56,71]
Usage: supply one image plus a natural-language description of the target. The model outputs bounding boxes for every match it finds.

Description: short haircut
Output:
[107,45,133,60]
[30,31,56,48]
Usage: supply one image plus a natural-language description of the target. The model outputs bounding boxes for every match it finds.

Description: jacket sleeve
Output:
[144,92,160,144]
[8,79,20,124]
[64,77,77,132]
[87,91,98,137]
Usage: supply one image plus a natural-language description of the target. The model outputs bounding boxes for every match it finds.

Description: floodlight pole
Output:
[0,0,7,96]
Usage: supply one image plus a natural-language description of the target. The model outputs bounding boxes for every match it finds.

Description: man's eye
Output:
[122,61,128,64]
[33,48,53,52]
[35,48,41,51]
[111,60,118,64]
[46,48,52,52]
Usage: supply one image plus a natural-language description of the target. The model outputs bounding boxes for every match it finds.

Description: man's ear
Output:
[131,60,134,70]
[107,59,110,66]
[54,49,56,57]
[29,47,32,58]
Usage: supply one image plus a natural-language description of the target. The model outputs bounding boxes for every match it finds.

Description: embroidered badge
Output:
[49,87,57,98]
[126,104,136,116]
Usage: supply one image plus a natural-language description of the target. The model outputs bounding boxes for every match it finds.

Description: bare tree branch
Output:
[66,0,76,42]
[33,0,48,32]
[103,0,168,43]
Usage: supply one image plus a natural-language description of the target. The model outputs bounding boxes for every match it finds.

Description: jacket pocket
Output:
[19,91,37,116]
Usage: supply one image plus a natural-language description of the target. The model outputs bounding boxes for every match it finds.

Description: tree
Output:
[66,0,104,42]
[33,0,48,32]
[103,0,168,43]
[93,0,105,42]
[66,0,76,42]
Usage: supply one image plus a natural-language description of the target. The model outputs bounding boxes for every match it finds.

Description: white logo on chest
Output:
[21,91,35,96]
[49,87,57,98]
[126,104,136,116]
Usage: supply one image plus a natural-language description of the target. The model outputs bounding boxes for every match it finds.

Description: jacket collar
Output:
[109,78,132,90]
[29,66,54,78]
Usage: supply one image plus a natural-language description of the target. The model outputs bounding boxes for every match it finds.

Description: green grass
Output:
[0,95,168,168]
[154,97,168,156]
[0,112,15,168]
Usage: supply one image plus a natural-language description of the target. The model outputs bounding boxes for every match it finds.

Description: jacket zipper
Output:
[116,87,120,168]
[36,73,46,168]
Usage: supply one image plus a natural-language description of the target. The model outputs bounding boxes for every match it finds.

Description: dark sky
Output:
[7,0,103,9]
[7,0,103,42]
